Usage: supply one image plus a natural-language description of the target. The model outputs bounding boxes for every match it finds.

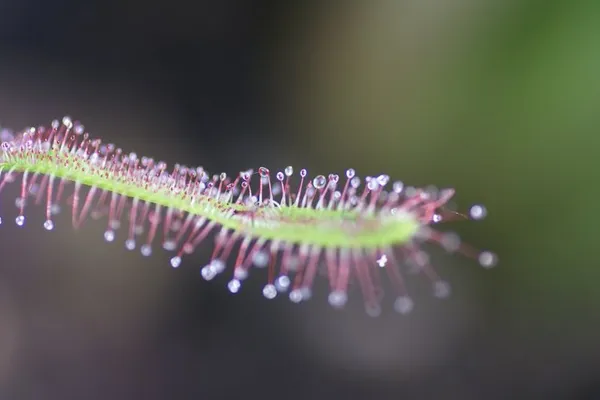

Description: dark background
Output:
[0,1,599,399]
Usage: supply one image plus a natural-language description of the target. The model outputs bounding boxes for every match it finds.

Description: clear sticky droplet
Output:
[15,215,25,226]
[478,251,497,268]
[43,220,54,231]
[140,244,152,257]
[328,291,348,308]
[170,256,182,268]
[312,175,327,190]
[346,168,355,179]
[262,284,277,299]
[394,296,414,315]
[104,230,115,242]
[258,167,269,177]
[284,166,293,177]
[470,204,487,220]
[125,239,136,250]
[275,275,290,292]
[228,279,241,293]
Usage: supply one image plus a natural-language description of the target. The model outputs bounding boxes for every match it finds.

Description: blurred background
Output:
[0,0,598,399]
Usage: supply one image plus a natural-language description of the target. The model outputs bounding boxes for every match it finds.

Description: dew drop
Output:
[104,230,115,242]
[227,279,241,293]
[276,172,284,181]
[0,216,2,225]
[234,268,248,280]
[258,167,269,177]
[43,220,54,231]
[394,296,414,315]
[376,254,388,268]
[125,239,136,250]
[289,289,303,303]
[170,256,182,268]
[262,284,277,299]
[345,168,355,179]
[140,244,152,257]
[275,275,290,292]
[367,178,379,191]
[15,215,25,226]
[253,251,269,268]
[365,303,382,317]
[163,240,176,251]
[393,181,404,194]
[212,259,225,273]
[312,175,327,190]
[478,251,497,268]
[201,265,217,281]
[377,174,390,187]
[300,169,307,178]
[328,291,347,308]
[470,204,487,220]
[284,166,293,177]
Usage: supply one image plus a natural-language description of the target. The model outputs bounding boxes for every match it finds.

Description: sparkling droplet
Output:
[394,296,414,315]
[478,251,497,268]
[258,167,269,177]
[346,168,355,179]
[253,251,269,268]
[125,239,136,250]
[234,268,248,280]
[275,275,290,292]
[140,244,152,257]
[262,284,277,299]
[228,279,241,293]
[289,289,303,303]
[377,174,389,186]
[43,220,54,231]
[393,181,404,194]
[104,230,115,242]
[15,215,25,226]
[376,254,388,268]
[276,172,284,181]
[211,259,225,273]
[312,175,327,190]
[328,291,347,308]
[470,204,487,220]
[284,166,293,177]
[163,240,176,251]
[201,265,217,281]
[170,256,182,268]
[367,178,379,191]
[0,216,3,225]
[300,169,307,177]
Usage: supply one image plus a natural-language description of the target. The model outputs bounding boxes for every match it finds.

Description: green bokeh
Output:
[285,0,600,349]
